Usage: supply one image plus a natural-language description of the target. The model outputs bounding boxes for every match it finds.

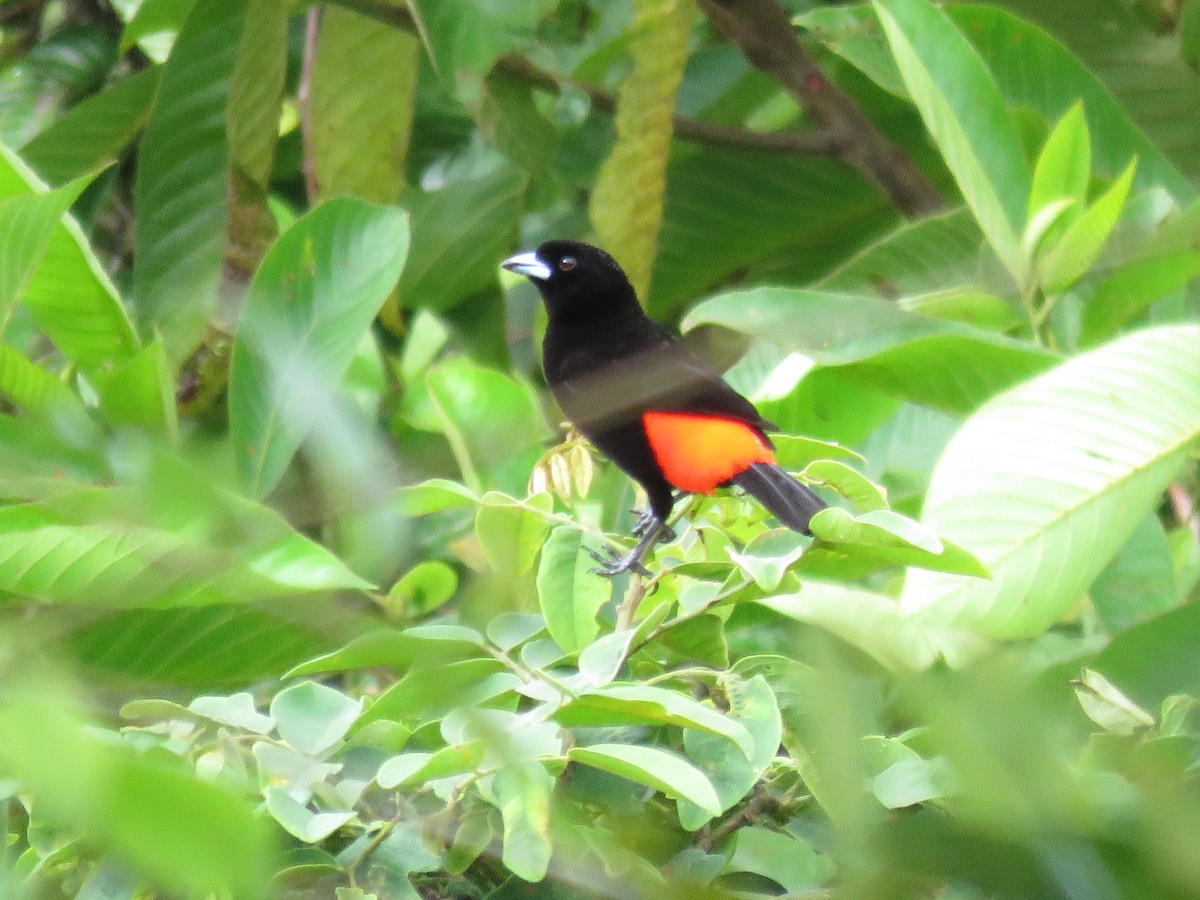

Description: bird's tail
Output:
[731,462,826,535]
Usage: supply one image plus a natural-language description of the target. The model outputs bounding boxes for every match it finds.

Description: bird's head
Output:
[501,240,640,322]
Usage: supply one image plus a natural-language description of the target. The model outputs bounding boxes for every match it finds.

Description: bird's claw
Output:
[629,508,676,542]
[586,544,652,578]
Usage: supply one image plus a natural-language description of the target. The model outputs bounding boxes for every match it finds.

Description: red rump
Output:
[642,411,775,494]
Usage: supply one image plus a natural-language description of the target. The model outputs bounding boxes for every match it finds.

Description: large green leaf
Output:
[395,166,526,312]
[950,4,1195,201]
[0,166,93,320]
[310,6,419,202]
[901,325,1200,638]
[0,494,369,609]
[132,0,248,358]
[21,67,159,186]
[873,0,1030,278]
[68,604,343,687]
[228,198,409,497]
[568,744,723,817]
[683,287,1055,414]
[649,149,892,319]
[536,526,611,654]
[979,0,1200,188]
[0,146,138,368]
[818,207,1005,300]
[0,681,271,895]
[408,0,558,83]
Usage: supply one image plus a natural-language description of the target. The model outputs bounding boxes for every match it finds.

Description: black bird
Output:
[503,240,826,575]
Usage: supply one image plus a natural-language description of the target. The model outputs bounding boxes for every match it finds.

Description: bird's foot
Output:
[586,545,653,578]
[630,508,677,542]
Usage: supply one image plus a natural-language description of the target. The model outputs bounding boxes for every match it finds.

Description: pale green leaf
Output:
[902,325,1200,638]
[568,744,722,817]
[536,526,611,653]
[874,0,1030,277]
[1039,160,1136,292]
[229,198,409,497]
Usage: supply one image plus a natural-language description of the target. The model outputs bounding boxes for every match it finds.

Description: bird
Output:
[502,240,826,577]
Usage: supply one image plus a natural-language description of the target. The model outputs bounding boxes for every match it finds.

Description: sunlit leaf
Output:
[902,325,1200,638]
[229,198,408,497]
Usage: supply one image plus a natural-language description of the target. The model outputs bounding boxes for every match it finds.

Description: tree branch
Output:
[319,0,840,159]
[698,0,944,216]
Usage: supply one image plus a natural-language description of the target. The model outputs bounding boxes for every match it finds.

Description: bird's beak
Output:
[501,250,552,282]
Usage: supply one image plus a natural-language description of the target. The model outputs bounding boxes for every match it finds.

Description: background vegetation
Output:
[1,0,1200,897]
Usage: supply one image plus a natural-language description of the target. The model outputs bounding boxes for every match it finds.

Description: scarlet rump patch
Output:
[642,411,774,493]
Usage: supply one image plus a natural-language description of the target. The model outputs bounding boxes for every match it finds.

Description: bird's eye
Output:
[559,256,577,271]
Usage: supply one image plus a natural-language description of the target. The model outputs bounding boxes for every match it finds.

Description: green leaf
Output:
[568,744,722,818]
[951,4,1194,201]
[264,787,354,843]
[796,5,906,97]
[356,659,517,732]
[650,148,893,320]
[1094,602,1200,709]
[1073,668,1155,735]
[392,478,478,516]
[759,583,941,672]
[407,0,557,81]
[227,0,286,191]
[270,681,363,755]
[120,0,198,60]
[69,604,340,688]
[0,499,365,608]
[819,207,1001,299]
[683,288,1056,414]
[396,167,525,314]
[901,325,1200,638]
[21,67,159,185]
[723,826,834,892]
[491,761,553,881]
[132,0,248,357]
[0,683,271,895]
[91,338,177,436]
[1090,514,1178,633]
[1028,103,1091,223]
[873,0,1030,278]
[1079,250,1200,347]
[808,507,989,577]
[872,756,954,808]
[188,693,274,733]
[727,529,807,592]
[771,434,865,469]
[376,741,486,789]
[1039,159,1136,292]
[0,146,138,368]
[536,526,612,653]
[556,685,755,759]
[800,460,888,511]
[422,361,547,495]
[677,674,782,829]
[285,625,485,677]
[388,561,458,617]
[229,198,409,497]
[0,344,92,428]
[474,491,552,577]
[311,6,419,202]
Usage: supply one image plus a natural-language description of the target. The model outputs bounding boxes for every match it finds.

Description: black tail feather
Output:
[731,462,826,535]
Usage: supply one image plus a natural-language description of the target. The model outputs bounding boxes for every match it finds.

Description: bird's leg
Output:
[587,517,667,578]
[630,507,677,542]
[630,491,681,540]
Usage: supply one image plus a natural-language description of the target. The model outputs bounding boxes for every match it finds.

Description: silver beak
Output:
[501,250,552,282]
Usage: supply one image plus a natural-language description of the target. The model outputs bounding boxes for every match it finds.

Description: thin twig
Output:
[699,0,944,216]
[298,6,322,203]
